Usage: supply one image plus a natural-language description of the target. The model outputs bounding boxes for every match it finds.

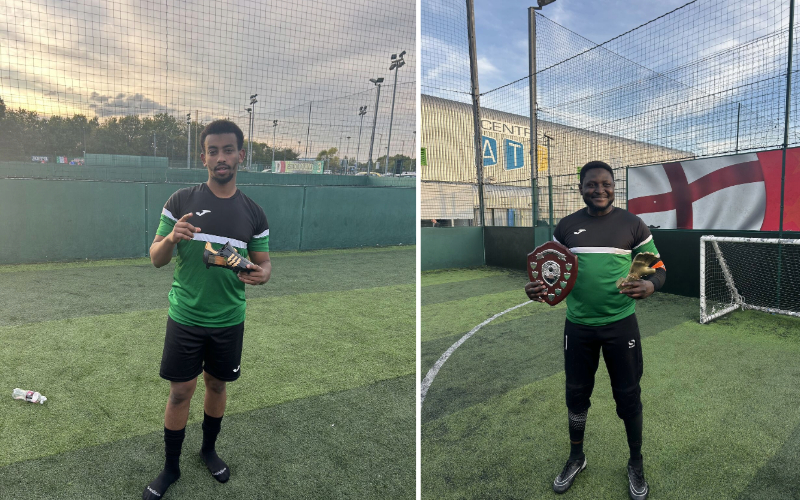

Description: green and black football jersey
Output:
[155,183,269,328]
[553,207,663,326]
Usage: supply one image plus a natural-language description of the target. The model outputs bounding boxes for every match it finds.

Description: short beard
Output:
[209,165,236,185]
[584,196,613,212]
[214,171,235,184]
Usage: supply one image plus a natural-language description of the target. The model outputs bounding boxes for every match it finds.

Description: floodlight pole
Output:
[346,136,352,174]
[271,120,278,169]
[529,6,539,240]
[527,1,556,239]
[386,51,405,175]
[306,101,312,159]
[367,78,384,175]
[248,94,258,170]
[466,0,485,235]
[777,0,795,309]
[246,108,252,169]
[356,105,367,174]
[186,113,191,169]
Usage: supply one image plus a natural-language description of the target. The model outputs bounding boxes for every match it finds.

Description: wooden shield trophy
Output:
[526,241,578,306]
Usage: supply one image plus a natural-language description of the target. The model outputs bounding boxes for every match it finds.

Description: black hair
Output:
[200,120,244,152]
[579,160,614,185]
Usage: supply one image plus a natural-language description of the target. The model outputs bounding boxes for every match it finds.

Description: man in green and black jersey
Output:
[525,161,666,500]
[143,120,271,500]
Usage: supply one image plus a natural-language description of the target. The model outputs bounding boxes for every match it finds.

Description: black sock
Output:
[624,412,643,466]
[568,409,588,460]
[200,412,230,483]
[142,427,184,500]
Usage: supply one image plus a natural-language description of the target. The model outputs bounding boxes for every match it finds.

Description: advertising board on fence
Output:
[271,161,323,174]
[627,148,800,231]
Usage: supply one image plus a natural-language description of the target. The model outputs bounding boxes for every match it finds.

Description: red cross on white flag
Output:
[627,148,800,231]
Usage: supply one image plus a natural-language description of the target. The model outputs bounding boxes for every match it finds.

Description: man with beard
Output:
[525,161,665,500]
[143,120,271,499]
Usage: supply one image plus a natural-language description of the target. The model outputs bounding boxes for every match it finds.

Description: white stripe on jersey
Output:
[570,246,632,255]
[253,228,269,239]
[192,233,248,249]
[162,208,177,221]
[633,235,653,249]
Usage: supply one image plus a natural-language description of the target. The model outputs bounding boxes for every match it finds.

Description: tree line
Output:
[0,97,298,166]
[0,96,413,173]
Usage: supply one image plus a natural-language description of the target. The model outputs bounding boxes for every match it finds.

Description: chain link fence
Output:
[0,0,415,177]
[422,0,798,228]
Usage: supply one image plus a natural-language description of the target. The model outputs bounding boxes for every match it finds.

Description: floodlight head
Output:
[399,50,406,57]
[273,119,278,126]
[250,94,258,98]
[391,54,397,60]
[537,0,557,7]
[246,107,252,112]
[377,77,384,83]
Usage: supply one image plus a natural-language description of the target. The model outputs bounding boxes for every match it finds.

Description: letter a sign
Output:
[482,136,497,167]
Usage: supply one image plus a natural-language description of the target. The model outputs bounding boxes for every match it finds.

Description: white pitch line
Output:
[420,300,533,404]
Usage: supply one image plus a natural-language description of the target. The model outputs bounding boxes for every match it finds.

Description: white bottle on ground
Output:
[12,388,47,404]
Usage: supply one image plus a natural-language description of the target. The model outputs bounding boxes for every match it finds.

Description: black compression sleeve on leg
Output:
[142,427,185,500]
[200,413,230,483]
[624,412,643,466]
[568,409,588,460]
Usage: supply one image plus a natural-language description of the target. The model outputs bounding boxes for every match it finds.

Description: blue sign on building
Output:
[505,139,525,170]
[482,136,497,166]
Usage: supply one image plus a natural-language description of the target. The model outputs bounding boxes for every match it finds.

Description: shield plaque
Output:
[526,241,578,306]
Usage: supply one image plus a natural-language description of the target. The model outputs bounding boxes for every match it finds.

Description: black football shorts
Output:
[563,313,643,419]
[160,316,245,383]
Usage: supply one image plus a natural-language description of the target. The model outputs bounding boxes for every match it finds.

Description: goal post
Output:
[700,236,800,324]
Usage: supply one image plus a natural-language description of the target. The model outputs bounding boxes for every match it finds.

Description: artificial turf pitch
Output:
[0,246,415,499]
[422,267,800,500]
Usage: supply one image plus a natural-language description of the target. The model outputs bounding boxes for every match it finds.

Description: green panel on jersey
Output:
[567,252,635,326]
[167,239,247,327]
[634,238,660,257]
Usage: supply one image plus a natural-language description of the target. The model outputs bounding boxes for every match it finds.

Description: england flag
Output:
[627,148,800,231]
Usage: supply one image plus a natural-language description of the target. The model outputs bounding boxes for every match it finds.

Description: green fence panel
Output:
[484,227,536,270]
[478,226,800,298]
[650,229,800,297]
[301,186,416,250]
[0,178,412,262]
[421,227,484,271]
[0,162,414,188]
[0,180,146,263]
[237,185,306,251]
[366,176,416,187]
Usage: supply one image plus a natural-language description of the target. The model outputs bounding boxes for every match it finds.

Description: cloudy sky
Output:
[0,0,416,154]
[422,0,796,156]
[473,0,692,91]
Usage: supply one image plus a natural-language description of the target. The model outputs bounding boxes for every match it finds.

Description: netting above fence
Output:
[421,0,798,229]
[0,0,416,173]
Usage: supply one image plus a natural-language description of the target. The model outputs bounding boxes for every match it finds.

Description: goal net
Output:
[700,236,800,324]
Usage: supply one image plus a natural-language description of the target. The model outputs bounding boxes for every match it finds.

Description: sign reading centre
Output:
[481,136,527,170]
